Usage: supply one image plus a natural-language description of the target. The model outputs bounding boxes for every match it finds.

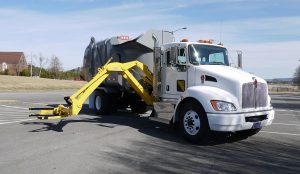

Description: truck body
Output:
[79,29,275,142]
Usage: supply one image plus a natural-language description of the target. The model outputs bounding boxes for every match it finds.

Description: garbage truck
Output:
[30,29,274,142]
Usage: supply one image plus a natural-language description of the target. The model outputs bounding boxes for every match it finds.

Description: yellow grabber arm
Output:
[29,59,154,120]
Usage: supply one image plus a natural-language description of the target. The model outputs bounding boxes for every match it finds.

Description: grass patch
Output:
[0,75,86,92]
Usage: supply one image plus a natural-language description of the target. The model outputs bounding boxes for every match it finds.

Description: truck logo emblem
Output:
[201,75,205,84]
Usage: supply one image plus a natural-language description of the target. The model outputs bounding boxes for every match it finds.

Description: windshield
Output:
[188,44,229,66]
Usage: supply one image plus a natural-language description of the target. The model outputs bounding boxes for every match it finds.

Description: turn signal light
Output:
[181,39,189,42]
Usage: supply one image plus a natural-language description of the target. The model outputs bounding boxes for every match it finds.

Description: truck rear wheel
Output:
[130,100,147,114]
[94,91,116,115]
[179,101,209,143]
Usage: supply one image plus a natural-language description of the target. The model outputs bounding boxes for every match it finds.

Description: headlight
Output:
[211,100,237,111]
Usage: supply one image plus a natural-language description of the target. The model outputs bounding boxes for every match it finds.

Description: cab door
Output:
[161,45,188,99]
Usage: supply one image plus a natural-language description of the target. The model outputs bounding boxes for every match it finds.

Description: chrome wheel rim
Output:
[183,110,201,136]
[95,96,102,110]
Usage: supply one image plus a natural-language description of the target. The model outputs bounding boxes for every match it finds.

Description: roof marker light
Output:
[117,36,130,40]
[181,39,189,42]
[198,39,214,44]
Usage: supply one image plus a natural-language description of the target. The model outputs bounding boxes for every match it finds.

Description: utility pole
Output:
[171,27,187,34]
[237,50,243,69]
[163,27,187,42]
[30,52,33,77]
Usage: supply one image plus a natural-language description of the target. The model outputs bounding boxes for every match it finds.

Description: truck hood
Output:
[195,65,266,84]
[193,65,267,107]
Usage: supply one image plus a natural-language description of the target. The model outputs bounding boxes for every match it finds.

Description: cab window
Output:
[166,50,171,66]
[177,48,187,64]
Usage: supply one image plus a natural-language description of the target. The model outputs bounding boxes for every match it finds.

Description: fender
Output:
[173,85,239,123]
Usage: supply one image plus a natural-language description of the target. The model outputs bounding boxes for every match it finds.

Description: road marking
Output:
[0,105,28,110]
[0,113,28,117]
[22,101,63,105]
[0,118,30,121]
[0,115,30,118]
[0,100,17,103]
[0,109,29,112]
[0,111,27,114]
[272,123,300,126]
[22,101,49,105]
[275,114,300,117]
[0,115,31,120]
[275,109,300,113]
[260,131,300,136]
[0,116,29,119]
[0,111,30,115]
[0,104,33,125]
[0,118,36,125]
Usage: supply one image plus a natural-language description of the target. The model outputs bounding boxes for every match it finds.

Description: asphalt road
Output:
[0,91,299,174]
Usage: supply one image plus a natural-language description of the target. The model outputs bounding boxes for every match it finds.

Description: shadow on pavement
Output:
[22,121,68,132]
[23,105,300,173]
[272,102,300,110]
[24,104,268,145]
[99,135,300,174]
[271,95,300,110]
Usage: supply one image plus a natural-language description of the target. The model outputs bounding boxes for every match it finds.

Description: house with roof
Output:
[0,52,27,75]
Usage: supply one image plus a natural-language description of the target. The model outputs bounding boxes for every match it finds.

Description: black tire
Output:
[236,128,261,138]
[94,91,116,115]
[117,99,129,110]
[130,100,147,114]
[179,101,209,143]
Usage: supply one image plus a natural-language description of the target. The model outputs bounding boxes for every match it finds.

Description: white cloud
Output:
[0,2,299,78]
[226,41,300,79]
[0,4,183,70]
[174,17,300,78]
[175,16,300,43]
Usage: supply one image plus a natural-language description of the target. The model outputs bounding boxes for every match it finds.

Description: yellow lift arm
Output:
[29,59,154,120]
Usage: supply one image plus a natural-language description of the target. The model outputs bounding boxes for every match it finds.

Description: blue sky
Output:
[0,0,300,78]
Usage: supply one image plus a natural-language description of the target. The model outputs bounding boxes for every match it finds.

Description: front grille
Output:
[242,82,268,108]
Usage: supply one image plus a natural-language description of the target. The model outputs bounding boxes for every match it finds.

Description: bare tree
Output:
[36,53,48,77]
[49,55,63,78]
[293,65,300,88]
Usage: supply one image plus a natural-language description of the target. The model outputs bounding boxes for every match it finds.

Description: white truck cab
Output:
[83,30,274,143]
[152,40,274,142]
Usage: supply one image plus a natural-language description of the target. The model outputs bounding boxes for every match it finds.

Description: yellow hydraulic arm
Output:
[29,59,154,120]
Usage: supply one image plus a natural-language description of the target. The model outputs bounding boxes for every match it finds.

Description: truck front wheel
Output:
[179,101,209,143]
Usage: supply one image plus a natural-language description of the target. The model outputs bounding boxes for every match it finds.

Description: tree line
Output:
[293,65,300,88]
[4,52,300,87]
[19,53,82,80]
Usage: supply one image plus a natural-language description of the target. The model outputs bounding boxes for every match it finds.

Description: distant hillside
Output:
[266,78,293,83]
[0,75,86,91]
